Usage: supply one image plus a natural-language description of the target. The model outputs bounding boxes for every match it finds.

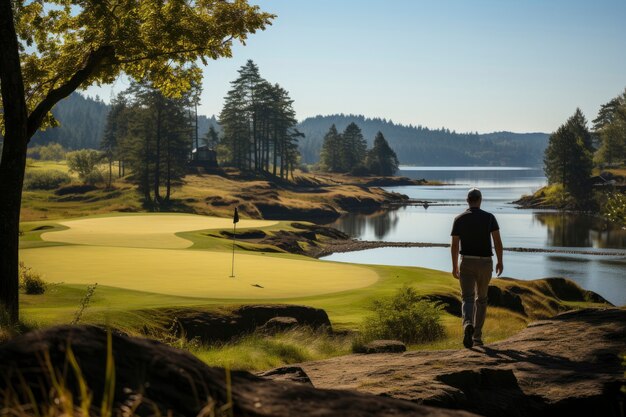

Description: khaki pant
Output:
[459,257,493,340]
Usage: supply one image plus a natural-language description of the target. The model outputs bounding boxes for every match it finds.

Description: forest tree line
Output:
[7,94,553,168]
[320,123,399,176]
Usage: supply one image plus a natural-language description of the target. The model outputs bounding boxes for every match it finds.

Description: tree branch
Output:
[26,45,115,139]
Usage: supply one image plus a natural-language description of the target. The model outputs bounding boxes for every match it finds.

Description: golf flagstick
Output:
[230,207,239,278]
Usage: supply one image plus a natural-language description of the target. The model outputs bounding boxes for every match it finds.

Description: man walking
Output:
[450,188,503,348]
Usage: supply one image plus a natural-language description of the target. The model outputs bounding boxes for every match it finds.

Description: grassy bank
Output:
[21,161,416,222]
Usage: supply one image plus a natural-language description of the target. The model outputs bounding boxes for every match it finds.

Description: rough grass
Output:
[20,167,402,222]
[192,328,353,371]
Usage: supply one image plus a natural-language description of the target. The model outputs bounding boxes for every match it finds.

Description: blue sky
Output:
[85,0,626,133]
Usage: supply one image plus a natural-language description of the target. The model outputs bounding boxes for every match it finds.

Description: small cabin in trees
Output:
[189,145,218,168]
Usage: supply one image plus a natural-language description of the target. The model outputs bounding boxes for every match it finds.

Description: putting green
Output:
[41,214,277,249]
[23,213,379,299]
[20,246,378,298]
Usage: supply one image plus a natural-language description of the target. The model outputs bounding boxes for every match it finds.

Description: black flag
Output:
[233,207,239,224]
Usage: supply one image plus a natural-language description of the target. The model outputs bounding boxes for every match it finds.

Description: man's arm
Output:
[451,235,460,279]
[492,229,503,276]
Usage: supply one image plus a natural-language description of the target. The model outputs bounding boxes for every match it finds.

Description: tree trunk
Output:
[0,137,27,324]
[154,105,162,206]
[0,0,29,323]
[165,132,171,202]
[108,158,113,188]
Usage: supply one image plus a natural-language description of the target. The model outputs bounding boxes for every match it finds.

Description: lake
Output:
[322,166,626,306]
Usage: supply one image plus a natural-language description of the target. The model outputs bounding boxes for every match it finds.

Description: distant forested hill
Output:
[31,93,110,149]
[25,93,219,150]
[297,115,549,166]
[6,94,547,166]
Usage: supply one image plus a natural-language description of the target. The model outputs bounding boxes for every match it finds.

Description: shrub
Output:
[39,143,66,161]
[66,149,103,182]
[24,170,71,190]
[19,262,46,295]
[82,169,105,185]
[602,192,626,227]
[350,164,370,177]
[360,286,444,344]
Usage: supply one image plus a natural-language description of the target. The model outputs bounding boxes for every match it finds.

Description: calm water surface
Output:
[323,166,626,305]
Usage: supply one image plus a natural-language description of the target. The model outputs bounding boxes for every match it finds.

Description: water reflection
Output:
[340,209,400,240]
[534,213,626,248]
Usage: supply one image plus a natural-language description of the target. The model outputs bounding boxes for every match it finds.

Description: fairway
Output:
[22,214,379,299]
[41,214,277,249]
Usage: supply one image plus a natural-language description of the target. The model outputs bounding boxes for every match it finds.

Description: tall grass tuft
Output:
[358,286,445,346]
[192,327,352,371]
[72,284,98,325]
[0,329,224,417]
[18,262,46,295]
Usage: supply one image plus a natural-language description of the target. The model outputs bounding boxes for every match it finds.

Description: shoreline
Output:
[312,238,626,258]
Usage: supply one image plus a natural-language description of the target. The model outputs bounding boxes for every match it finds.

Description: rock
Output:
[255,202,341,221]
[292,308,626,417]
[357,340,407,354]
[257,366,313,385]
[420,294,462,317]
[0,325,477,417]
[258,317,299,333]
[487,285,526,315]
[167,304,332,343]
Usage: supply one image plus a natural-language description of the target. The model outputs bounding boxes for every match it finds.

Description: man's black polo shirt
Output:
[450,207,499,257]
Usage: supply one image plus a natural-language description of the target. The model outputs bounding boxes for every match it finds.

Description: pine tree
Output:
[594,90,626,166]
[119,82,192,205]
[219,62,301,178]
[340,122,367,172]
[320,125,342,172]
[568,108,594,153]
[203,124,220,149]
[544,110,593,205]
[366,131,399,176]
[101,94,129,187]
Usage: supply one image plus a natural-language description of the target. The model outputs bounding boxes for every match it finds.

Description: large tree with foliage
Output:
[366,131,399,176]
[319,125,342,172]
[340,122,367,172]
[0,0,273,323]
[544,109,593,204]
[115,82,193,206]
[219,61,301,179]
[101,94,129,187]
[593,90,626,166]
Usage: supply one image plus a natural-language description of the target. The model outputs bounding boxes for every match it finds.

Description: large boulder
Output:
[263,308,626,417]
[0,325,476,417]
[355,340,407,354]
[164,304,332,343]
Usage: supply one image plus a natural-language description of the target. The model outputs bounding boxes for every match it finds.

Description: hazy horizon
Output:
[84,0,626,134]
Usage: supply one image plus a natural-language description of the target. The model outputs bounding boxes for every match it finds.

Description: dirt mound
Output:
[255,202,340,221]
[55,184,99,195]
[221,229,267,239]
[0,326,476,417]
[165,304,332,343]
[538,277,611,304]
[262,308,626,417]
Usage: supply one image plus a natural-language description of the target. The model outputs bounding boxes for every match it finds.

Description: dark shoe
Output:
[463,325,474,348]
[472,338,484,346]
